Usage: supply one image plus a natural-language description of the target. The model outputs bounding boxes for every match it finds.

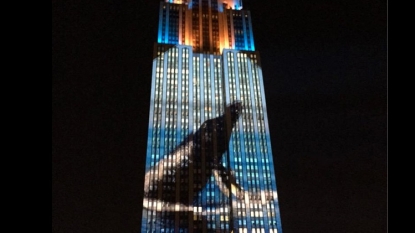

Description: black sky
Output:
[52,0,387,232]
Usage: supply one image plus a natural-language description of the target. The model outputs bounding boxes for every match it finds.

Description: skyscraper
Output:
[142,1,283,232]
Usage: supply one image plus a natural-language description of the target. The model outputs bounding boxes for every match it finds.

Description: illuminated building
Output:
[142,1,283,232]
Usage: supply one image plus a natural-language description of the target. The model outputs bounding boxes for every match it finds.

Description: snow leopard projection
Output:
[143,101,245,213]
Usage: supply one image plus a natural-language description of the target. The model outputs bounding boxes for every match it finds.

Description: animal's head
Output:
[226,100,243,123]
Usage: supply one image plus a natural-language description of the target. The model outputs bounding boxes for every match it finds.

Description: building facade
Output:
[142,1,283,232]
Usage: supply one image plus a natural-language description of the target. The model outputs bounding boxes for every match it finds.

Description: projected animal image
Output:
[143,101,245,212]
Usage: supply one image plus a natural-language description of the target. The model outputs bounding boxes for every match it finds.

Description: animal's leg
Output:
[212,165,279,204]
[212,165,245,200]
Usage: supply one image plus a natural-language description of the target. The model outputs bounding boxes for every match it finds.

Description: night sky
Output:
[52,0,387,232]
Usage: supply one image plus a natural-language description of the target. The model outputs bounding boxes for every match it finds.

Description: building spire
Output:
[220,0,243,10]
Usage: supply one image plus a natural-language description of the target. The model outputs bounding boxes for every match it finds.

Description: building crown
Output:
[164,0,243,10]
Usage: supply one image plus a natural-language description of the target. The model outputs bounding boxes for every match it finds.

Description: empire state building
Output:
[141,1,283,232]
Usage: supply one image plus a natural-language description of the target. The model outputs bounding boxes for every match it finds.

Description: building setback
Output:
[142,1,283,232]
